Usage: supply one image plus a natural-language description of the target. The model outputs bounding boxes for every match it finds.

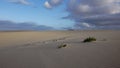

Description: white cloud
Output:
[81,23,91,27]
[44,0,63,8]
[8,0,30,5]
[44,1,52,9]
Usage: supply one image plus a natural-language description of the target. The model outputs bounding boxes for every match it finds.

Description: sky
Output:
[0,0,120,30]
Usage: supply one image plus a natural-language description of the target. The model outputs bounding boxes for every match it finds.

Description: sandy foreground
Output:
[0,30,120,68]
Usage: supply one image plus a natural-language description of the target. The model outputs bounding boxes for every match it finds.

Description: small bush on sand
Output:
[83,37,96,43]
[58,44,67,48]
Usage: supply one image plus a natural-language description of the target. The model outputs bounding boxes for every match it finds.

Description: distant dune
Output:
[0,30,120,68]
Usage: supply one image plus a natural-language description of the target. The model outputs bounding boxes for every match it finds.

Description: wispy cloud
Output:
[8,0,31,5]
[0,20,54,31]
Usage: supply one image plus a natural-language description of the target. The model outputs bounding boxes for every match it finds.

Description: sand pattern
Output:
[0,30,120,68]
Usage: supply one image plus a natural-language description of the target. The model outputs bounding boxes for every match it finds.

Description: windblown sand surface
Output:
[0,30,120,68]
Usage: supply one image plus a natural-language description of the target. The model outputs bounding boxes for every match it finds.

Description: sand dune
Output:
[0,30,120,68]
[0,31,71,48]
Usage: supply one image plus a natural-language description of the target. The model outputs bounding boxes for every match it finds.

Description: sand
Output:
[0,30,120,68]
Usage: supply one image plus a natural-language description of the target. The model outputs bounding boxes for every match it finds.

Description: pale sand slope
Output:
[0,30,120,68]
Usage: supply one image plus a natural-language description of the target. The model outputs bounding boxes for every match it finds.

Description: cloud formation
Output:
[44,0,63,9]
[4,0,120,29]
[45,0,120,29]
[67,0,120,29]
[8,0,31,5]
[0,20,54,31]
[44,1,52,9]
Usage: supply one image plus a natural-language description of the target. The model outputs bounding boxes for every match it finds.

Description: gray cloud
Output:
[45,0,120,29]
[0,20,54,31]
[66,0,120,29]
[82,13,120,26]
[4,0,120,29]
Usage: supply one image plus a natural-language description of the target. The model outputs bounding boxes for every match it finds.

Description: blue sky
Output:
[0,0,74,29]
[0,0,120,30]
